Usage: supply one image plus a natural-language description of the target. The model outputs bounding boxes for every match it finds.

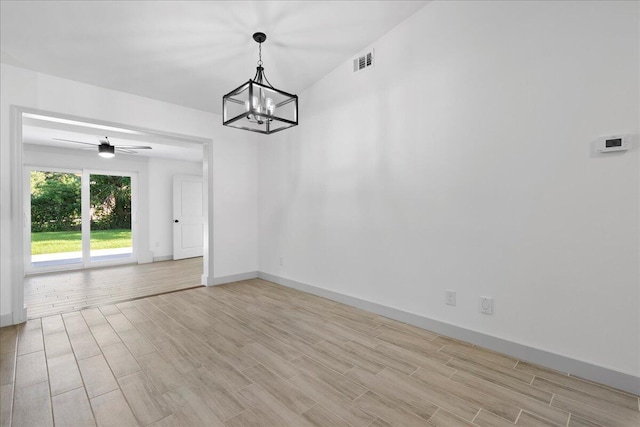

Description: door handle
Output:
[174,219,179,223]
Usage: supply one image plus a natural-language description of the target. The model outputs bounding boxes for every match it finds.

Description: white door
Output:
[173,175,204,260]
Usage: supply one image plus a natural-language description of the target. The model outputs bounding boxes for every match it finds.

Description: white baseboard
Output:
[0,312,13,327]
[203,271,259,286]
[213,271,258,285]
[258,271,640,396]
[152,255,173,262]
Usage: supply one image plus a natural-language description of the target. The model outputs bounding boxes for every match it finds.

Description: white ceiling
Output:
[22,127,205,163]
[22,114,204,162]
[1,1,427,115]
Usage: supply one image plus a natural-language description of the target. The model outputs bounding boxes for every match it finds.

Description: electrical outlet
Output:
[480,297,493,314]
[279,257,284,267]
[445,290,456,306]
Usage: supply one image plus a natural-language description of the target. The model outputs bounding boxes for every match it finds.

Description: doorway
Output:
[26,167,137,272]
[173,174,204,260]
[9,107,214,325]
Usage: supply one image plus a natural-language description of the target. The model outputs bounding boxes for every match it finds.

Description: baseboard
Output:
[258,271,640,396]
[153,255,173,262]
[213,271,258,286]
[0,313,13,327]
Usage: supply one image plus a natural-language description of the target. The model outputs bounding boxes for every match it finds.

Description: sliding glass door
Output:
[89,174,133,262]
[26,167,136,272]
[29,169,83,268]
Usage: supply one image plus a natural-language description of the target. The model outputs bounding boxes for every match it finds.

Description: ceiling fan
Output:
[52,136,152,158]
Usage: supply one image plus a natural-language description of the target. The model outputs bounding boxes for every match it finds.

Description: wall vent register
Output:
[353,49,375,72]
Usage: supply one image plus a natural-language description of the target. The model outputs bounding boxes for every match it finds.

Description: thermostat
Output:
[598,135,630,153]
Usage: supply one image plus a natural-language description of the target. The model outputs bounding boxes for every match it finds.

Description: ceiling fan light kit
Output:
[98,143,115,158]
[53,136,152,158]
[223,32,298,135]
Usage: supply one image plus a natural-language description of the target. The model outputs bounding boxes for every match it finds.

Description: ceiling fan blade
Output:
[53,138,98,146]
[116,145,152,149]
[116,148,137,154]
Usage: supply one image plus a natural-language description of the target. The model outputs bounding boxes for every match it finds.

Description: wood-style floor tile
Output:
[90,389,139,427]
[162,385,225,427]
[14,350,47,388]
[0,351,16,386]
[52,387,96,427]
[48,353,83,396]
[106,313,135,333]
[12,381,53,427]
[118,371,171,426]
[413,367,520,422]
[242,363,315,414]
[183,369,246,421]
[288,372,375,427]
[551,394,638,427]
[89,323,121,349]
[345,366,439,421]
[567,414,605,427]
[135,352,185,394]
[16,324,43,356]
[0,326,18,355]
[102,342,141,378]
[42,314,66,335]
[243,341,299,380]
[534,376,640,421]
[291,355,366,400]
[451,371,570,426]
[516,361,639,410]
[236,383,314,427]
[0,383,14,427]
[473,408,516,426]
[78,354,119,398]
[44,331,73,358]
[447,358,552,403]
[357,366,476,421]
[223,410,263,427]
[62,312,91,336]
[117,328,156,357]
[516,410,562,426]
[25,258,203,319]
[69,331,102,360]
[301,403,352,427]
[2,264,637,427]
[353,390,430,427]
[428,408,475,426]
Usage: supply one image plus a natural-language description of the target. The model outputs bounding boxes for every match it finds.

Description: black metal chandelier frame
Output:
[222,32,299,135]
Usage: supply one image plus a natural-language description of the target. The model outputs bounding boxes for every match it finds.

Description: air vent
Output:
[353,49,375,72]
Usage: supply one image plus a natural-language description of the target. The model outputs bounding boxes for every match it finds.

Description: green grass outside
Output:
[31,229,132,255]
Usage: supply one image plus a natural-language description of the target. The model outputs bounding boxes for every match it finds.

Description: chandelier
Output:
[222,32,298,134]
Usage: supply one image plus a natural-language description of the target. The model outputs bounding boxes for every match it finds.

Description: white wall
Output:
[1,63,258,319]
[258,0,640,377]
[148,152,259,272]
[211,136,259,278]
[148,157,202,260]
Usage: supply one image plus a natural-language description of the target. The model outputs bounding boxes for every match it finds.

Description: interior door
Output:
[173,174,204,260]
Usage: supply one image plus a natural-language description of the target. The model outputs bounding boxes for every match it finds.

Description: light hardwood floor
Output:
[2,277,639,426]
[24,257,203,319]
